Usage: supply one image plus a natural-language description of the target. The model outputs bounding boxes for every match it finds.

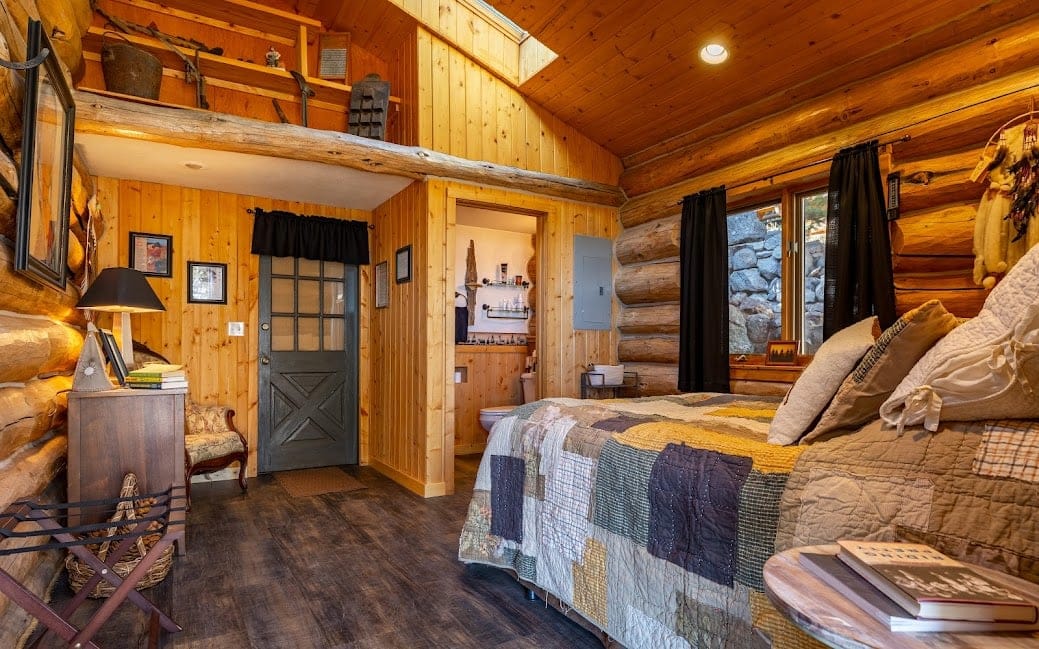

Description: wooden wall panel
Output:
[94,177,372,475]
[414,27,622,186]
[453,346,527,455]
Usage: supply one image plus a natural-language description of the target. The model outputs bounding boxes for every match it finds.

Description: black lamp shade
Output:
[76,268,166,313]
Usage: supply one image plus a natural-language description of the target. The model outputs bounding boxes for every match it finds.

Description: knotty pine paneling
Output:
[453,345,527,455]
[414,27,622,186]
[93,177,372,475]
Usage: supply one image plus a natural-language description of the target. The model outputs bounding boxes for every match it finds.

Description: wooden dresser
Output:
[67,388,187,551]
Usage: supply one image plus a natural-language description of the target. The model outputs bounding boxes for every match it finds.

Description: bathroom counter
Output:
[454,345,529,455]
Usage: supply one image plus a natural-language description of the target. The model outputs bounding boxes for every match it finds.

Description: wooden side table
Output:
[763,545,1039,648]
[67,388,187,553]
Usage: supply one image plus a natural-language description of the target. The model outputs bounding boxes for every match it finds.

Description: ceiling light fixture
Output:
[700,43,729,64]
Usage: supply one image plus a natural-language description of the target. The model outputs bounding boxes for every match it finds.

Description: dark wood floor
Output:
[36,457,603,648]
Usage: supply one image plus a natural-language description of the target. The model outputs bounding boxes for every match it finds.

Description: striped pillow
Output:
[801,300,959,444]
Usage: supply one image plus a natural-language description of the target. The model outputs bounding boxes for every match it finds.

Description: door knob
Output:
[260,355,270,365]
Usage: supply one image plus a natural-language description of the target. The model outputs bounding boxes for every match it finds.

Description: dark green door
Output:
[258,256,358,472]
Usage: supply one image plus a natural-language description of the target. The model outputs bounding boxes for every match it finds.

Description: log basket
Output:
[65,473,174,598]
[101,31,162,99]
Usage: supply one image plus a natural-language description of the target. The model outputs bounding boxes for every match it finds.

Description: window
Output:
[727,189,827,355]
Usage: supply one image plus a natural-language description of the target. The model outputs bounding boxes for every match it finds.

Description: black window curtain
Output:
[822,141,896,338]
[250,208,370,265]
[678,186,730,393]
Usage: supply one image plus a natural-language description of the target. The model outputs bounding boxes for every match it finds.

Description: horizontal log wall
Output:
[615,17,1039,395]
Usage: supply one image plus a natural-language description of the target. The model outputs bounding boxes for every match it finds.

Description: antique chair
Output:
[184,402,248,506]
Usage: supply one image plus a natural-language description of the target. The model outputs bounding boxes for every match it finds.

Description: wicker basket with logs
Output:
[64,473,174,598]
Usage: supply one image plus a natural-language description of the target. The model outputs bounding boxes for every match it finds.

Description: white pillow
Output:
[880,243,1039,430]
[767,317,878,445]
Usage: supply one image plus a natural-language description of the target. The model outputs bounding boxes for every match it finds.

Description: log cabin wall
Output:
[91,177,374,469]
[615,14,1039,395]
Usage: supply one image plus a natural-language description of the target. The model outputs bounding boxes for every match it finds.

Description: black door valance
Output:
[250,208,370,265]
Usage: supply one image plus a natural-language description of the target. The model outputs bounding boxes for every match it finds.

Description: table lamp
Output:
[76,267,165,368]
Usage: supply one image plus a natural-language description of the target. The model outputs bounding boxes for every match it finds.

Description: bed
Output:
[457,394,1039,648]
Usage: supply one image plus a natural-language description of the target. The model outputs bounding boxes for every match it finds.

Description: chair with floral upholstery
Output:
[184,402,248,506]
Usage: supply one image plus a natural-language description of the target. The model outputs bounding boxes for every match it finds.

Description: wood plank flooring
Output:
[35,457,603,648]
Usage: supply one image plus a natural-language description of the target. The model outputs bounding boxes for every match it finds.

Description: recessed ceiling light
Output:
[184,161,205,170]
[700,43,729,64]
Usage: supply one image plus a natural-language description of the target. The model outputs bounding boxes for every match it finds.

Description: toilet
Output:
[479,372,538,433]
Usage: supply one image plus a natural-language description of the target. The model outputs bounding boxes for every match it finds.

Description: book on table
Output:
[126,380,188,390]
[128,364,184,378]
[800,552,1039,633]
[834,540,1038,623]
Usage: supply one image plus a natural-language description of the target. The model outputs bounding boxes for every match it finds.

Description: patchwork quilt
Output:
[458,393,816,648]
[458,394,1039,649]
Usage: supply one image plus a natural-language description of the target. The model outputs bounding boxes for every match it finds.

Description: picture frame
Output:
[375,260,389,308]
[395,245,412,284]
[317,31,350,82]
[129,232,173,277]
[14,20,75,290]
[187,261,227,304]
[99,328,128,385]
[765,340,799,365]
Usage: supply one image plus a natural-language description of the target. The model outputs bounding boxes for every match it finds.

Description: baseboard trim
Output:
[370,460,447,498]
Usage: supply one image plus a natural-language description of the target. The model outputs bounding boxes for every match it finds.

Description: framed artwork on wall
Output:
[395,245,412,284]
[14,20,75,290]
[375,261,389,308]
[129,232,173,277]
[187,261,227,304]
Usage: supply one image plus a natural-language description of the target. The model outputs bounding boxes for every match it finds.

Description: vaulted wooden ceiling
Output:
[290,0,1036,165]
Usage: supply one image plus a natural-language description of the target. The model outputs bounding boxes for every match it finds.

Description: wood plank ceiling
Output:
[291,0,1035,166]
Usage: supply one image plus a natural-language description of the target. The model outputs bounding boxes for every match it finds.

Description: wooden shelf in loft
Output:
[83,0,400,116]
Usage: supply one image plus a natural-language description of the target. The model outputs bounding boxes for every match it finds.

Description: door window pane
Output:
[727,202,782,354]
[271,316,294,351]
[324,319,344,350]
[297,280,321,313]
[272,256,294,275]
[272,278,294,313]
[298,258,321,277]
[801,192,828,353]
[323,281,344,314]
[298,317,320,351]
[324,261,344,279]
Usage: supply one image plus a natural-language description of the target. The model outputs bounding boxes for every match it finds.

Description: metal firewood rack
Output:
[0,485,186,649]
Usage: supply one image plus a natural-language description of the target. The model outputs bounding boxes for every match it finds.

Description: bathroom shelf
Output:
[482,278,530,288]
[482,304,529,319]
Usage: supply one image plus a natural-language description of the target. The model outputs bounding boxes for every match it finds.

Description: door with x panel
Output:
[259,256,358,472]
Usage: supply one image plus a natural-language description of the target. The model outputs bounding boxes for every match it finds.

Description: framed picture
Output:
[317,32,350,82]
[129,232,173,277]
[395,245,412,284]
[99,328,128,385]
[765,340,799,365]
[187,261,227,304]
[14,20,75,290]
[375,260,389,308]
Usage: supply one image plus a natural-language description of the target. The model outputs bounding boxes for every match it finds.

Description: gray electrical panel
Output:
[573,235,613,330]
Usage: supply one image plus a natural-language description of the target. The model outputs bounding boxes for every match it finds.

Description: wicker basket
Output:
[65,473,174,599]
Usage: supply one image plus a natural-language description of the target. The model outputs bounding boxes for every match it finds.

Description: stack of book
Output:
[126,364,188,390]
[800,540,1039,633]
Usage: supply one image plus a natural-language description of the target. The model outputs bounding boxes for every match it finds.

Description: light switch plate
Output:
[227,322,245,336]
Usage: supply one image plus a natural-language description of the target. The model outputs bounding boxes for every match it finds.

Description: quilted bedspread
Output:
[458,394,1039,649]
[458,393,815,649]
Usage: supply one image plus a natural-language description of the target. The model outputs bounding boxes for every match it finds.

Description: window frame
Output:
[727,181,827,360]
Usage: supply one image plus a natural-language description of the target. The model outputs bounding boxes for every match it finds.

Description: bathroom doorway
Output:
[451,201,540,458]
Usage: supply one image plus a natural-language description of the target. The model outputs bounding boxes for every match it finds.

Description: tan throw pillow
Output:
[767,316,878,446]
[801,300,959,444]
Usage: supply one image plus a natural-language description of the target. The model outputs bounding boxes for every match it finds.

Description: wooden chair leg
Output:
[238,453,248,492]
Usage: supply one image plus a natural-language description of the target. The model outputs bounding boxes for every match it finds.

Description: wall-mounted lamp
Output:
[76,267,165,368]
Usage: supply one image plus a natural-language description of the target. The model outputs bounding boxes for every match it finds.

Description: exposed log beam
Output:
[0,376,71,460]
[0,312,82,383]
[73,90,627,208]
[618,304,679,335]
